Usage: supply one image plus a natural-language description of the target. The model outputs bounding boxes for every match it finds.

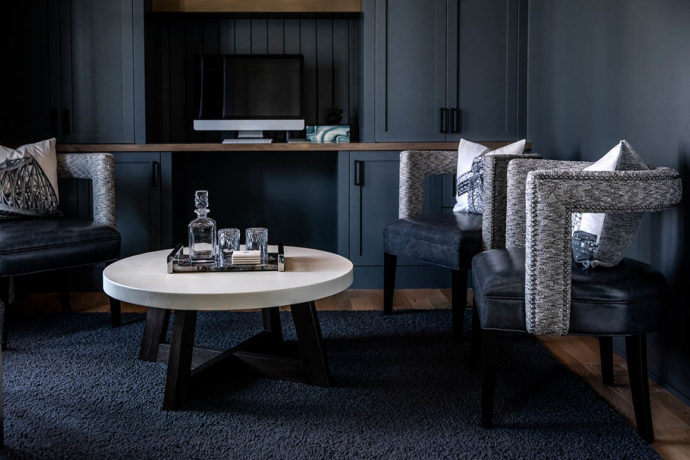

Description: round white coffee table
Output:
[103,246,353,410]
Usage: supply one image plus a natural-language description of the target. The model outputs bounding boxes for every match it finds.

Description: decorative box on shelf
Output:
[306,125,351,143]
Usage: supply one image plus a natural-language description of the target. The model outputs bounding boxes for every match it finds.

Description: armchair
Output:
[0,153,122,346]
[470,158,682,441]
[383,149,540,339]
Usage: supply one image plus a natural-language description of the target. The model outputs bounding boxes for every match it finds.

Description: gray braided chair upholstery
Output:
[56,153,116,228]
[494,159,682,335]
[480,152,542,249]
[522,165,681,335]
[398,150,457,218]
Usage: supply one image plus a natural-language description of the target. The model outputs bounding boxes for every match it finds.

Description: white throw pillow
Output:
[453,138,526,213]
[571,140,648,268]
[0,138,60,218]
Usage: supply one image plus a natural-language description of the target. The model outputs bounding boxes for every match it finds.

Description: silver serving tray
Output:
[167,244,285,273]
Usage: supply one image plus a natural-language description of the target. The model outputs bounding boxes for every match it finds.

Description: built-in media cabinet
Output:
[2,0,528,289]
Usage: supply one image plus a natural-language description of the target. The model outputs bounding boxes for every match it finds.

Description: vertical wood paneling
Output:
[316,20,333,124]
[201,19,219,141]
[146,15,358,141]
[219,18,235,53]
[203,18,219,53]
[283,18,300,53]
[300,18,318,125]
[251,18,268,53]
[186,17,204,140]
[234,19,251,53]
[267,18,284,53]
[168,17,187,142]
[333,19,349,123]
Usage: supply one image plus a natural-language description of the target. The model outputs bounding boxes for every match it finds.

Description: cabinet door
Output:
[374,0,448,141]
[0,1,56,145]
[446,0,524,140]
[349,152,401,265]
[114,153,162,257]
[60,0,142,143]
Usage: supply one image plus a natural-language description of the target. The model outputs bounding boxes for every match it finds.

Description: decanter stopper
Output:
[195,190,209,211]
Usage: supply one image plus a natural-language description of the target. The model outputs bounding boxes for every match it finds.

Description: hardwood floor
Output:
[18,289,690,459]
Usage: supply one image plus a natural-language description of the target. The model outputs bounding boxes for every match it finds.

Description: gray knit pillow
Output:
[571,140,648,268]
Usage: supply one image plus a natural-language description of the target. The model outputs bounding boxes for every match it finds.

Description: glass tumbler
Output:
[218,228,240,257]
[245,227,268,260]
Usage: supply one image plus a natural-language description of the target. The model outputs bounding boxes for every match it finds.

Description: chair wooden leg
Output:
[599,336,614,386]
[480,329,499,428]
[383,252,397,315]
[109,297,122,327]
[470,302,482,371]
[625,334,654,443]
[451,269,468,341]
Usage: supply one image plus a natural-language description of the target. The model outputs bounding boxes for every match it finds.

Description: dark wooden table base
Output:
[138,302,330,410]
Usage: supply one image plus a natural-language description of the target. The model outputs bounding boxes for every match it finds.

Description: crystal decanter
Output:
[188,190,217,262]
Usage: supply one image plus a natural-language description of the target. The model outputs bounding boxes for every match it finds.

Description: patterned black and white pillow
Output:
[454,138,526,214]
[571,140,648,268]
[0,138,60,219]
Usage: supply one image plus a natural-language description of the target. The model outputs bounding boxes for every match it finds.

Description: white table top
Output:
[103,246,353,311]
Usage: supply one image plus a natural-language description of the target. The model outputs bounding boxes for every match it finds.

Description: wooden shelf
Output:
[151,0,362,13]
[56,141,531,152]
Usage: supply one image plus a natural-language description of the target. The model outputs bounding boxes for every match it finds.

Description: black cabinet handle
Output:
[451,108,462,133]
[61,109,71,136]
[354,160,364,186]
[440,108,449,134]
[450,108,458,133]
[441,107,448,134]
[152,161,160,187]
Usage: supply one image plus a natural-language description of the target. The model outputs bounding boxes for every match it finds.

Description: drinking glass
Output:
[218,228,240,258]
[245,227,268,260]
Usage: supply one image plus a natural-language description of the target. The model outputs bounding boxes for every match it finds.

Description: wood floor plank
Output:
[18,288,690,459]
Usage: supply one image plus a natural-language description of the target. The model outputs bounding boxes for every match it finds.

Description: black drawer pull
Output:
[152,161,160,187]
[354,160,364,186]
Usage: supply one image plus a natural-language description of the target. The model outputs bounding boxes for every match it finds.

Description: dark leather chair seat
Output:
[0,218,120,276]
[384,214,483,270]
[472,248,669,335]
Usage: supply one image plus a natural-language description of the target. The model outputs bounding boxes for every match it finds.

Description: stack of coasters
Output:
[231,250,261,265]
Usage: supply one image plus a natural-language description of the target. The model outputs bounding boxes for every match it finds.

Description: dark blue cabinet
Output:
[447,0,526,141]
[372,0,448,142]
[0,1,55,145]
[0,0,145,145]
[364,0,526,142]
[349,151,403,266]
[114,152,171,258]
[59,0,146,143]
[347,151,452,288]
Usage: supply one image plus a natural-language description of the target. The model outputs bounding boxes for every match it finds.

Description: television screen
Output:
[196,54,303,120]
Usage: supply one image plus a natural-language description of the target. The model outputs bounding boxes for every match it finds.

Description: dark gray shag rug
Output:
[2,310,657,459]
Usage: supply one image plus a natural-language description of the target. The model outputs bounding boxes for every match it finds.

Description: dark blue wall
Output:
[528,0,690,401]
